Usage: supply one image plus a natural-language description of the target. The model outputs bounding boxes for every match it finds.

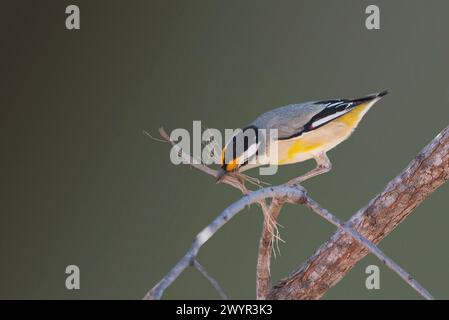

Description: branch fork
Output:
[144,125,449,300]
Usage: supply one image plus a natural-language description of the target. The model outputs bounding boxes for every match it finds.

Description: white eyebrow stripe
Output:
[311,109,350,128]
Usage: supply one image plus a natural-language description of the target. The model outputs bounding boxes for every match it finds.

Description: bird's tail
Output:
[352,90,389,104]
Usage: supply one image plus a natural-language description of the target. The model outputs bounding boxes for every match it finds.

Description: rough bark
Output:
[256,200,284,299]
[268,126,449,299]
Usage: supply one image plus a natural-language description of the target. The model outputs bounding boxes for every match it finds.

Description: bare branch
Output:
[256,199,284,300]
[269,125,449,299]
[144,185,432,299]
[157,127,218,178]
[300,196,433,299]
[146,125,449,300]
[155,127,280,298]
[143,186,306,300]
[193,259,228,300]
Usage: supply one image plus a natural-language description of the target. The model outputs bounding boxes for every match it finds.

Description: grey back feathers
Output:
[222,91,388,168]
[251,102,326,140]
[251,91,388,140]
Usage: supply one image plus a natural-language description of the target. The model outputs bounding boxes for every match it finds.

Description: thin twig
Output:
[158,127,217,178]
[269,125,449,300]
[157,126,278,249]
[301,197,434,300]
[157,127,250,194]
[144,186,432,300]
[144,186,301,300]
[193,259,228,300]
[142,130,167,143]
[147,125,448,300]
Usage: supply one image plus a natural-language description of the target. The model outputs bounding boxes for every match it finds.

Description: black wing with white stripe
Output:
[278,91,387,141]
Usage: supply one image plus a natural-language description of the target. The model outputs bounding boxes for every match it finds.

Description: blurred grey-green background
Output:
[1,0,449,299]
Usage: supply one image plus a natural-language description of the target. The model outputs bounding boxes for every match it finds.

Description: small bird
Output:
[218,90,388,184]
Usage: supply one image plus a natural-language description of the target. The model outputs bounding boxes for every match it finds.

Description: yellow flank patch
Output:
[276,102,373,165]
[336,102,369,127]
[287,139,324,160]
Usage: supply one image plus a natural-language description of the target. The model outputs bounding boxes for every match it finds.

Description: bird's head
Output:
[217,126,260,182]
